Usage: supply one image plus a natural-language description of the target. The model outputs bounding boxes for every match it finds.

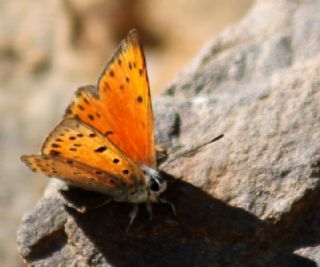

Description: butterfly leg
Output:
[65,198,112,213]
[65,203,87,213]
[146,201,153,221]
[88,198,112,211]
[126,204,139,233]
[156,145,168,164]
[159,198,176,216]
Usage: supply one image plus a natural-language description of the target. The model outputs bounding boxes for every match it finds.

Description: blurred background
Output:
[0,0,253,266]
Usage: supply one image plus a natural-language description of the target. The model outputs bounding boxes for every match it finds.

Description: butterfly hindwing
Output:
[21,154,133,196]
[40,118,145,189]
[65,30,156,168]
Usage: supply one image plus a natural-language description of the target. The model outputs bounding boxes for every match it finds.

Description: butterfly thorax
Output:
[125,165,166,204]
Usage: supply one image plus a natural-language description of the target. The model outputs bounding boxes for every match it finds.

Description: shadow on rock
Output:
[61,174,318,267]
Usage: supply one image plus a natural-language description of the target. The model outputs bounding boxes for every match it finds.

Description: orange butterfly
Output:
[21,30,171,226]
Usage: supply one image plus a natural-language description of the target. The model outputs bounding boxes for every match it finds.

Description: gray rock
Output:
[17,0,320,266]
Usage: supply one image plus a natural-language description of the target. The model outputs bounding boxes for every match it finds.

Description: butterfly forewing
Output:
[41,118,145,188]
[65,30,156,168]
[21,155,133,196]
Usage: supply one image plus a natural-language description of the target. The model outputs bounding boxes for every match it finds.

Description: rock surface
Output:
[17,0,320,266]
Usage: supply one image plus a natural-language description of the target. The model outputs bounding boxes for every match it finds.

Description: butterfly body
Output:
[21,30,168,208]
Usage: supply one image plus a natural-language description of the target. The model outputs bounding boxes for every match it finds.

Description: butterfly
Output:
[21,29,172,226]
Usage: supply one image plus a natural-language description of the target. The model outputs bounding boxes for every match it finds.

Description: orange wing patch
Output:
[65,30,156,168]
[21,154,130,195]
[41,118,145,187]
[21,155,141,198]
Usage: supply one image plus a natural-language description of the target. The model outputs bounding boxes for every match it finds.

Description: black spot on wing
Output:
[50,150,61,156]
[52,143,60,148]
[83,98,89,105]
[122,169,129,174]
[94,146,107,153]
[105,131,113,136]
[113,158,119,164]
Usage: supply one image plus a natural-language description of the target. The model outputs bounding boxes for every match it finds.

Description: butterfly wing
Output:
[21,154,131,196]
[65,30,156,168]
[39,118,145,192]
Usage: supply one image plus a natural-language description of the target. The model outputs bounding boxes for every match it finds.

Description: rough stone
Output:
[17,0,320,266]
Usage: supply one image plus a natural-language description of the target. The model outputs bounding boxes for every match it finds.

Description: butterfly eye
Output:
[149,179,160,192]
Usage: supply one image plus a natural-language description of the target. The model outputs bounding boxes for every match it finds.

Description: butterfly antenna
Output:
[163,134,224,165]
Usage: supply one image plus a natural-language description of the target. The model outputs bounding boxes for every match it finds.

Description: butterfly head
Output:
[141,165,167,202]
